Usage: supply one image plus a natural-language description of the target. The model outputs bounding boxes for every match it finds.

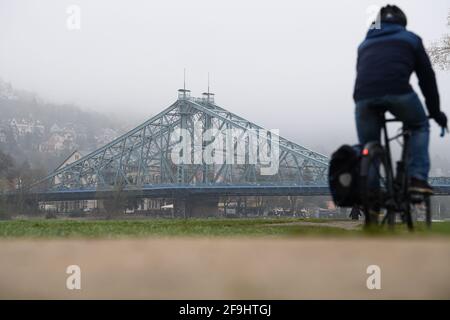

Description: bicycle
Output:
[359,114,446,230]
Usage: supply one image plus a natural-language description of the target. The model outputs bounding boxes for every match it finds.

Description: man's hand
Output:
[432,111,448,129]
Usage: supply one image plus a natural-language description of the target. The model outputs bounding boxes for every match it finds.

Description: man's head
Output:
[379,5,407,27]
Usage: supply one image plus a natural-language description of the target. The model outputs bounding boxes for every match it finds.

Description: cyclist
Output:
[349,205,362,220]
[354,5,447,194]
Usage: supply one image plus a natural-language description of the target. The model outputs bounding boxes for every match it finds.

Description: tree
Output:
[0,149,15,219]
[11,161,46,216]
[0,149,14,178]
[428,11,450,71]
[15,161,46,191]
[0,150,47,217]
[102,181,128,218]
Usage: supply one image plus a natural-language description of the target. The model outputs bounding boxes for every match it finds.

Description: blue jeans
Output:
[355,91,430,180]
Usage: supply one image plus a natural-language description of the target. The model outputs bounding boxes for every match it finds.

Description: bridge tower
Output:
[177,88,191,184]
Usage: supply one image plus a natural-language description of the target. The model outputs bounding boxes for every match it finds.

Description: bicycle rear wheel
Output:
[360,143,394,227]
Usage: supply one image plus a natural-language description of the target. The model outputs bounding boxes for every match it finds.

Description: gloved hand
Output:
[432,111,448,129]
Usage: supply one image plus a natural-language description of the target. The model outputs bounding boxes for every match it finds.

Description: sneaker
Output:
[409,178,433,195]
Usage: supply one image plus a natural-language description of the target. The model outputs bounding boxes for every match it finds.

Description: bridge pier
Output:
[173,196,219,218]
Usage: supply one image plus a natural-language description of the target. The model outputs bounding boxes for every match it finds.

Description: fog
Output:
[1,0,449,159]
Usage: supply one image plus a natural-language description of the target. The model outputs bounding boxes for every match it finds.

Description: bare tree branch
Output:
[427,10,450,71]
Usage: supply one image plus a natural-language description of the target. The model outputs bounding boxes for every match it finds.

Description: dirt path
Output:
[269,220,364,230]
[1,237,449,299]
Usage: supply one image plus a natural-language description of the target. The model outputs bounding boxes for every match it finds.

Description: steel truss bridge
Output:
[25,89,450,215]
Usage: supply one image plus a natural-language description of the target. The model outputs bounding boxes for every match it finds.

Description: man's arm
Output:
[414,38,440,117]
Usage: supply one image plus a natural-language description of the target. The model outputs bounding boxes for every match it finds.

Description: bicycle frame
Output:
[382,116,411,212]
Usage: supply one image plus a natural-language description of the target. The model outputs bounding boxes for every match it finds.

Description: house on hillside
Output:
[50,124,61,134]
[39,130,77,153]
[0,80,18,100]
[0,130,6,143]
[57,150,83,168]
[95,128,118,146]
[9,118,45,136]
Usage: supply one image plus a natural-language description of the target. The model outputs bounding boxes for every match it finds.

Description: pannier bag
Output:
[328,144,361,207]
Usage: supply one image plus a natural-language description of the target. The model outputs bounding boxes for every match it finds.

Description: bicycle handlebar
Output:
[385,116,447,137]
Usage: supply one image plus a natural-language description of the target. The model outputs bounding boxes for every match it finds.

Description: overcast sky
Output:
[1,0,449,159]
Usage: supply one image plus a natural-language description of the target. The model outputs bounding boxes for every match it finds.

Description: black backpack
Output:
[328,145,361,207]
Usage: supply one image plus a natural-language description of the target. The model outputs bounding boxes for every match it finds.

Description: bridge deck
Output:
[23,184,450,201]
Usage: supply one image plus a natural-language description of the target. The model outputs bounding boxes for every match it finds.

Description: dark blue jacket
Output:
[353,23,440,116]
